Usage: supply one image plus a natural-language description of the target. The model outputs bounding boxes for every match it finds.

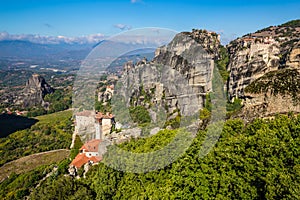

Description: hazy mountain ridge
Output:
[0,40,93,61]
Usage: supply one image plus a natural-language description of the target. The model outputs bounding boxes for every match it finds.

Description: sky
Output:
[0,0,299,43]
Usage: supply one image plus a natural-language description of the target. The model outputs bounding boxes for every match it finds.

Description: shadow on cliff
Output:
[0,114,38,138]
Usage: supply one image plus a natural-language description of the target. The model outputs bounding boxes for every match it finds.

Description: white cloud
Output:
[114,24,132,31]
[130,0,142,4]
[0,32,106,44]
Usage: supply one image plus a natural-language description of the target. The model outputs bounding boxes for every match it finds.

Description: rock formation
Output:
[98,85,114,103]
[115,29,221,129]
[21,74,54,107]
[227,38,280,99]
[227,21,300,121]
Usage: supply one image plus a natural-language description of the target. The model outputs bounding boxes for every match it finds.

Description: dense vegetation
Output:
[44,88,72,113]
[216,46,230,82]
[95,99,112,113]
[70,135,84,160]
[30,176,95,200]
[129,106,151,125]
[226,98,243,117]
[0,159,76,200]
[25,87,72,117]
[0,165,52,200]
[0,110,73,166]
[86,115,300,199]
[279,19,300,28]
[10,114,298,199]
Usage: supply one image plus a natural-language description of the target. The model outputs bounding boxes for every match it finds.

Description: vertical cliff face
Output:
[22,74,54,107]
[286,41,300,68]
[117,30,220,128]
[227,38,280,100]
[227,21,300,120]
[153,29,220,93]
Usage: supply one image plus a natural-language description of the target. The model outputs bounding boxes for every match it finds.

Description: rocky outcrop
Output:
[98,85,114,103]
[286,41,300,68]
[116,30,220,129]
[227,21,300,121]
[227,38,280,100]
[20,74,54,107]
[235,68,300,121]
[237,92,300,122]
[153,29,219,93]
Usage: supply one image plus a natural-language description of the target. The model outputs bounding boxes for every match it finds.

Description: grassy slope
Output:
[0,149,70,182]
[0,110,73,166]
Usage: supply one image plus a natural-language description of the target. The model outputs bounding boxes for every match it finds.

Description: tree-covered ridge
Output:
[279,19,300,28]
[74,114,300,199]
[247,19,300,35]
[129,106,151,125]
[1,110,299,199]
[0,110,73,166]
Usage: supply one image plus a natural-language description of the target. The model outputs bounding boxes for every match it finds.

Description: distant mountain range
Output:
[0,30,174,72]
[0,32,106,62]
[0,40,93,61]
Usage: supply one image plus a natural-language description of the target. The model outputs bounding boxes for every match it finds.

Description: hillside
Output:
[0,110,73,167]
[28,115,300,199]
[0,149,70,182]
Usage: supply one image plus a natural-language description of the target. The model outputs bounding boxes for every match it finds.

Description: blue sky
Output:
[0,0,299,42]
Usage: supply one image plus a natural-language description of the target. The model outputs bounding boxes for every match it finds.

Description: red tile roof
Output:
[80,139,102,152]
[71,139,103,168]
[70,153,102,168]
